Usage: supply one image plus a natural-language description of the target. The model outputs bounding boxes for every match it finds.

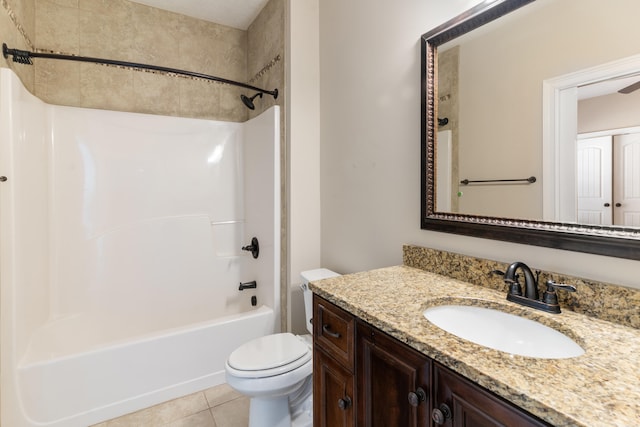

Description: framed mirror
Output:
[421,0,640,260]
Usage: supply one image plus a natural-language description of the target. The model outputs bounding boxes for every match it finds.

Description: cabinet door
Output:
[357,321,431,427]
[433,362,550,427]
[314,347,355,427]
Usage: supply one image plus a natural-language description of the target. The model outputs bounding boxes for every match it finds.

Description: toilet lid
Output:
[227,333,310,372]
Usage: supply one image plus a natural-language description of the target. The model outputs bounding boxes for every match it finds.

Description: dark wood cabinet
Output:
[357,320,431,427]
[313,294,356,427]
[314,346,355,427]
[313,295,550,427]
[432,362,549,427]
[314,294,355,368]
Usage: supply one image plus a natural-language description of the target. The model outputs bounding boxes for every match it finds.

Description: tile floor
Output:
[91,383,249,427]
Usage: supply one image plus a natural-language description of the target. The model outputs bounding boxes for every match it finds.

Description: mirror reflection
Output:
[435,0,640,227]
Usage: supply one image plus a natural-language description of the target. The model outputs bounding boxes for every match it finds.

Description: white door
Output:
[613,133,640,226]
[577,136,612,225]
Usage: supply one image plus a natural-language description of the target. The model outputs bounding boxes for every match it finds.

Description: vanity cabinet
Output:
[313,295,551,427]
[357,320,431,426]
[314,349,355,427]
[313,294,356,427]
[432,363,549,427]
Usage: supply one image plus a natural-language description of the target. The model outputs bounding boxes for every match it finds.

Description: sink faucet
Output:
[501,261,576,313]
[503,261,539,300]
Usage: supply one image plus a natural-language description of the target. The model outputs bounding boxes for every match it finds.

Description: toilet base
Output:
[248,394,313,427]
[249,395,291,427]
[291,395,313,427]
[247,383,313,427]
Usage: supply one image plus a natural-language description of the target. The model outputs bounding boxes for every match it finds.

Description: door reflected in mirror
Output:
[577,131,640,227]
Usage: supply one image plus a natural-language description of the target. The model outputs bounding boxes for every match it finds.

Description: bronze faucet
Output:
[503,261,539,300]
[501,261,576,314]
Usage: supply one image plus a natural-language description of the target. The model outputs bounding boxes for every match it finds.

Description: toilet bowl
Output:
[224,268,340,427]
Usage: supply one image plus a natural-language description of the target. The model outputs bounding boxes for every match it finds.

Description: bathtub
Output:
[0,69,281,426]
[17,306,274,426]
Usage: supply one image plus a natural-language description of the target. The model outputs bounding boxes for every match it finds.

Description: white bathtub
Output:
[0,69,281,427]
[17,306,274,426]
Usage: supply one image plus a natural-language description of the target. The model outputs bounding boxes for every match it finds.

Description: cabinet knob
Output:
[616,203,622,207]
[407,387,427,407]
[432,404,452,425]
[337,396,352,410]
[604,203,610,207]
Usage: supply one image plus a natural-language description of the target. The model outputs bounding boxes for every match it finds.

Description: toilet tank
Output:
[300,268,340,334]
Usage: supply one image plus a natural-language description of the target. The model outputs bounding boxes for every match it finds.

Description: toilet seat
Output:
[226,333,312,379]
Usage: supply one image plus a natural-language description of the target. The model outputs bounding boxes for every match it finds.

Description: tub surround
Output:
[403,244,640,329]
[0,69,281,427]
[309,265,640,426]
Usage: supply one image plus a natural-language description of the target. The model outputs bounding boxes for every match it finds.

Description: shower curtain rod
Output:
[2,43,278,99]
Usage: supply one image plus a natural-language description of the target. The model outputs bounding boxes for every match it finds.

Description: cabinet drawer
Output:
[313,295,355,369]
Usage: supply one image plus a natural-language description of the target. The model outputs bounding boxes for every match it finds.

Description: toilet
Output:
[225,268,340,427]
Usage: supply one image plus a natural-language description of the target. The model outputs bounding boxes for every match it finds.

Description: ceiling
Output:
[578,74,640,100]
[129,0,270,30]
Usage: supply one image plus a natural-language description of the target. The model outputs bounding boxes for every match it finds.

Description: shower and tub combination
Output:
[0,68,281,426]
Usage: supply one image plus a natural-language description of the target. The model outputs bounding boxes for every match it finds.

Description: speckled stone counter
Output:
[309,265,640,427]
[403,244,640,329]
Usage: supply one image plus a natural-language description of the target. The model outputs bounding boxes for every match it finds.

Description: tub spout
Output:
[239,280,257,291]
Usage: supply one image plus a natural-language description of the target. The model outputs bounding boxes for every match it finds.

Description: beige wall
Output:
[286,0,321,333]
[318,0,640,289]
[579,90,640,133]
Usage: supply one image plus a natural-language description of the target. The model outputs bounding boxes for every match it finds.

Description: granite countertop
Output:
[309,265,640,427]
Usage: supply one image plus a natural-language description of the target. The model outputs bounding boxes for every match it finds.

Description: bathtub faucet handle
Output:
[241,237,259,259]
[239,280,257,291]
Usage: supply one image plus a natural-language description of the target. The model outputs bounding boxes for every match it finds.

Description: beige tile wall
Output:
[1,0,277,123]
[1,0,287,123]
[247,0,284,118]
[31,0,250,121]
[1,0,36,90]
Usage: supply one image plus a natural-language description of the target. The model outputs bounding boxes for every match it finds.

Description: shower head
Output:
[240,92,263,110]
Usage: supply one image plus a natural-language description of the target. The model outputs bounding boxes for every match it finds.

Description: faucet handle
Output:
[542,280,576,305]
[504,277,523,297]
[545,280,576,293]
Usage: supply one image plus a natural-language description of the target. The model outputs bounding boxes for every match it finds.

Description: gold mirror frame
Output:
[421,0,640,260]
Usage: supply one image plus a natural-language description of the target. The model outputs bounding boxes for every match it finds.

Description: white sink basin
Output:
[423,305,584,359]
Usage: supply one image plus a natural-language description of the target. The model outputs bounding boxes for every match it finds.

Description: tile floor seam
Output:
[91,383,248,427]
[160,408,216,427]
